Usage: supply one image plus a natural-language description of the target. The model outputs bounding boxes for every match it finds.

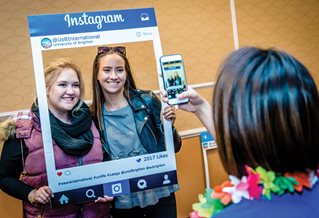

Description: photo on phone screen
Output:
[160,54,189,105]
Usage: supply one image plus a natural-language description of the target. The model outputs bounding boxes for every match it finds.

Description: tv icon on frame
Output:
[141,13,149,21]
[111,183,123,194]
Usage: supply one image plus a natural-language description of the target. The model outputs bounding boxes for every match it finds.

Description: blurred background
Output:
[0,0,318,217]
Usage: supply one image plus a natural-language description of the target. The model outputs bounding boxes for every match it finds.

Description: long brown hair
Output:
[90,47,137,132]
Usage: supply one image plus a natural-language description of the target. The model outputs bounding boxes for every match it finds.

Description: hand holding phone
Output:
[160,54,189,105]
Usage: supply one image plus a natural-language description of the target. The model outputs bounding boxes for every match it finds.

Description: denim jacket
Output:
[103,89,181,159]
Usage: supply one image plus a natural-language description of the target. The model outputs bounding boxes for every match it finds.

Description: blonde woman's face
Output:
[47,68,80,119]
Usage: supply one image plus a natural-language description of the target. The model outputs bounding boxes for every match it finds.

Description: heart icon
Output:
[57,171,62,176]
[136,158,141,163]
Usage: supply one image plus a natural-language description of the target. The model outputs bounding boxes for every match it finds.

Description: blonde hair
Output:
[44,58,85,98]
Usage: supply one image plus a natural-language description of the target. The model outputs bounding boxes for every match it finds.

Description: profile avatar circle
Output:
[41,38,52,49]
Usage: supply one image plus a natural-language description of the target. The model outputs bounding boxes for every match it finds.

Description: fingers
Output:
[95,195,114,203]
[163,105,175,116]
[177,90,192,100]
[160,90,169,104]
[30,186,53,204]
[31,187,114,205]
[177,86,195,100]
[43,186,54,197]
[163,106,176,123]
[164,112,176,121]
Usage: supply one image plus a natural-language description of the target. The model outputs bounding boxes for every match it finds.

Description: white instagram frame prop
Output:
[28,8,177,197]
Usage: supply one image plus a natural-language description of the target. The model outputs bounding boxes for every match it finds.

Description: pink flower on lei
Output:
[190,210,200,218]
[222,175,250,203]
[246,166,262,199]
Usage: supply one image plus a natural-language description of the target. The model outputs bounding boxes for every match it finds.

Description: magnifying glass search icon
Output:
[86,189,96,198]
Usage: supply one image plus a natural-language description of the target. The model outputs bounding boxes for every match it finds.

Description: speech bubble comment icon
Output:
[137,179,147,189]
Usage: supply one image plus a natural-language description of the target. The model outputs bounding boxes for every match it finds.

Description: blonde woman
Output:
[0,58,112,218]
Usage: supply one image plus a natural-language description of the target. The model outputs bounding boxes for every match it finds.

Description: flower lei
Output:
[190,166,319,218]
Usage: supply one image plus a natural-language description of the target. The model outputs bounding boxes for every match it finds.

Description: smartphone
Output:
[160,54,189,105]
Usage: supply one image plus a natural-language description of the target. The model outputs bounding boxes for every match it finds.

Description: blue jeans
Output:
[111,193,177,218]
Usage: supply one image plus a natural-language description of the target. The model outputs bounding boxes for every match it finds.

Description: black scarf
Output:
[32,102,94,156]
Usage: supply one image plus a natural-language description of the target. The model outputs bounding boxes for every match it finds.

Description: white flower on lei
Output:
[222,175,250,203]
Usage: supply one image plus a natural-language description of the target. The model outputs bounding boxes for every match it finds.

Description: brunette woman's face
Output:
[97,53,127,96]
[47,68,80,118]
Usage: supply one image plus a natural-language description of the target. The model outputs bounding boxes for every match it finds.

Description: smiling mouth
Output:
[107,81,120,84]
[106,81,122,88]
[62,97,75,102]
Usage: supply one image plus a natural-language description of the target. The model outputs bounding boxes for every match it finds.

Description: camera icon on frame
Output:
[111,183,123,194]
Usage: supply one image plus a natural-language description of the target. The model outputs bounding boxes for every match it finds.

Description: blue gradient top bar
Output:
[28,8,157,37]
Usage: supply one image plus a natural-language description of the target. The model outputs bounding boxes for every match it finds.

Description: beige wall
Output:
[235,0,319,86]
[1,0,319,217]
[175,137,228,217]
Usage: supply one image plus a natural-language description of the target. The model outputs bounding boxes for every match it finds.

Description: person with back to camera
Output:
[162,46,319,218]
[90,46,182,218]
[0,58,112,218]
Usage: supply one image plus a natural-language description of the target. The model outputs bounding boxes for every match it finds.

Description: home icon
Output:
[59,194,69,205]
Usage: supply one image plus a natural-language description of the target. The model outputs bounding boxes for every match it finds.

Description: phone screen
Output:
[161,56,188,105]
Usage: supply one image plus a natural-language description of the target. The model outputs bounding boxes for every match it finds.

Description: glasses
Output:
[97,46,126,56]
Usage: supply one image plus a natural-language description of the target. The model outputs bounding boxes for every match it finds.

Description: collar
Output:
[127,89,148,112]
